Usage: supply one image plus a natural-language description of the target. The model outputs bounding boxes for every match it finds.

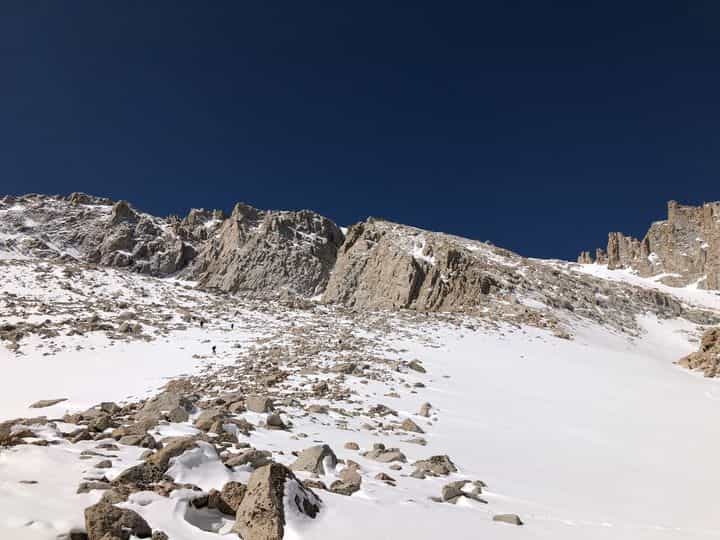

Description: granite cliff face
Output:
[322,219,501,312]
[319,217,711,332]
[191,202,344,297]
[578,200,720,289]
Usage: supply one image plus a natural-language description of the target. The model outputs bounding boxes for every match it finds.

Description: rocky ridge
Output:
[2,193,717,336]
[578,200,720,289]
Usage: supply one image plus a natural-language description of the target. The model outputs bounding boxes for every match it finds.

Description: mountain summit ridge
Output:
[578,200,720,289]
[1,192,717,333]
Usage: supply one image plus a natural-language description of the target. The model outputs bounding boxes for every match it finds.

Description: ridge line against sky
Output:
[1,1,719,259]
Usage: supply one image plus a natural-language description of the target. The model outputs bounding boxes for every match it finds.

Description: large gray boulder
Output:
[232,463,321,540]
[290,444,338,475]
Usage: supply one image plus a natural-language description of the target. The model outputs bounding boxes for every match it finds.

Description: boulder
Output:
[246,395,274,413]
[413,455,457,477]
[362,443,406,463]
[400,418,424,433]
[209,481,247,515]
[225,448,272,469]
[265,413,287,430]
[330,465,361,496]
[194,408,226,430]
[290,445,338,475]
[232,463,321,540]
[493,514,523,526]
[29,398,67,408]
[146,436,198,469]
[84,501,151,540]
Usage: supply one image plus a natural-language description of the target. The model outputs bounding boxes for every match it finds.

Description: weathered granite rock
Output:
[579,200,720,290]
[84,501,152,540]
[323,219,501,311]
[209,481,247,515]
[678,327,720,377]
[413,455,458,477]
[290,444,338,475]
[192,202,344,297]
[493,513,523,526]
[232,463,321,540]
[0,193,207,276]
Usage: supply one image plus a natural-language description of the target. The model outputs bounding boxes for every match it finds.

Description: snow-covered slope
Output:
[1,247,719,540]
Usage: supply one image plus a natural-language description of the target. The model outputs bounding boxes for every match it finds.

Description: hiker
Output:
[231,323,234,330]
[200,320,204,328]
[212,345,216,354]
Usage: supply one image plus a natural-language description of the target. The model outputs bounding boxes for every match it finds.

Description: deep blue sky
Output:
[1,1,719,259]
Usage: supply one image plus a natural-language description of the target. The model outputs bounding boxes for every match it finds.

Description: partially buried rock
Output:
[194,407,226,430]
[407,360,426,373]
[166,406,189,423]
[362,443,407,463]
[413,455,457,477]
[400,418,424,433]
[330,465,361,496]
[290,444,338,475]
[146,436,197,469]
[111,462,166,486]
[265,413,287,430]
[232,463,321,540]
[84,501,152,540]
[118,434,158,449]
[493,514,523,526]
[29,398,67,408]
[224,448,272,469]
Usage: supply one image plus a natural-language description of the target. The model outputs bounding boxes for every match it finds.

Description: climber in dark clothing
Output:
[200,320,204,328]
[212,345,216,354]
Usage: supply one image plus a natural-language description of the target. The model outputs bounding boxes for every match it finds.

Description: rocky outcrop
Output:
[677,327,720,377]
[578,200,720,289]
[320,218,699,330]
[322,219,502,312]
[191,202,344,297]
[0,193,215,276]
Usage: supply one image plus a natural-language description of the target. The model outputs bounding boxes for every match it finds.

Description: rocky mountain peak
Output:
[578,200,720,289]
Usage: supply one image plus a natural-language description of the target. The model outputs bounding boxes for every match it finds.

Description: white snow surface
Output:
[1,261,720,539]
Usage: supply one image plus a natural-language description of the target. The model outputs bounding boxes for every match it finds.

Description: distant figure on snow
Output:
[212,345,216,354]
[200,320,204,328]
[231,323,234,330]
